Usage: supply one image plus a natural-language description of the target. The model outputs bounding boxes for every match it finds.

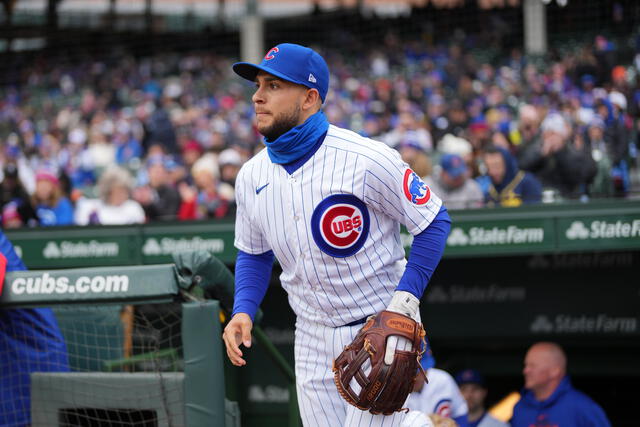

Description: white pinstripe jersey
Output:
[405,368,469,419]
[234,124,442,327]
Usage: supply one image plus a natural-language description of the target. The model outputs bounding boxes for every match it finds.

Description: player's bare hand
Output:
[222,313,253,366]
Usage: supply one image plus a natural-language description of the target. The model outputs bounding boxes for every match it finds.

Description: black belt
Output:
[344,316,369,327]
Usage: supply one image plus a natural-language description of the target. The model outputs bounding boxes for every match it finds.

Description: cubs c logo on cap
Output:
[311,194,369,258]
[403,168,431,205]
[264,47,279,60]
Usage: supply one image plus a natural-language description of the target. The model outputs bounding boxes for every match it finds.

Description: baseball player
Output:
[405,348,469,426]
[222,43,451,426]
[454,369,508,427]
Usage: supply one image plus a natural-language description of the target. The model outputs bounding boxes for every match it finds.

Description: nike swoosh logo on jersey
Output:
[256,183,270,194]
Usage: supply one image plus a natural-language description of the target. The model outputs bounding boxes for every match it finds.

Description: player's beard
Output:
[260,102,302,141]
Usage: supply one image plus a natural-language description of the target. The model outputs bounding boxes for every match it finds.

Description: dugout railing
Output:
[0,251,301,427]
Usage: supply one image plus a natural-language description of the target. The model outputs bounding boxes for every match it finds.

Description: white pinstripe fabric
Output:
[404,368,469,419]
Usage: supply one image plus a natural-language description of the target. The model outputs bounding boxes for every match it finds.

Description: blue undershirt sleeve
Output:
[453,414,470,427]
[396,206,451,299]
[232,249,275,321]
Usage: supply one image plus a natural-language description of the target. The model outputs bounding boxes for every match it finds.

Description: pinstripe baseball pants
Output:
[294,317,431,427]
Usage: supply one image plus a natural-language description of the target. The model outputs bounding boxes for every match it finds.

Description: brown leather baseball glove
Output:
[332,310,427,415]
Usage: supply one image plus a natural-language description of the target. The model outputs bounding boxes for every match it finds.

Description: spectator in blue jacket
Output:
[511,342,611,427]
[480,146,542,207]
[0,230,70,426]
[31,169,74,226]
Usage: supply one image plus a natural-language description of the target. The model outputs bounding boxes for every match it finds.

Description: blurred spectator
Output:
[1,164,30,209]
[178,154,232,220]
[0,164,38,227]
[444,99,470,138]
[467,118,491,153]
[424,153,484,209]
[488,131,511,152]
[133,156,181,221]
[480,146,542,207]
[218,148,243,197]
[2,202,25,229]
[517,113,596,200]
[514,104,542,157]
[164,155,188,189]
[603,91,633,196]
[86,124,116,170]
[427,94,450,144]
[61,126,97,191]
[511,342,611,427]
[455,369,508,427]
[31,169,74,226]
[405,345,469,426]
[578,74,597,109]
[181,140,204,172]
[438,134,474,165]
[233,141,256,163]
[610,65,628,93]
[113,123,144,170]
[382,112,433,152]
[594,35,616,85]
[142,100,179,156]
[398,135,433,179]
[584,116,615,197]
[75,166,145,225]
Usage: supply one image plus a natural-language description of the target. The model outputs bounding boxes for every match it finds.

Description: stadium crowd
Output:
[1,31,639,227]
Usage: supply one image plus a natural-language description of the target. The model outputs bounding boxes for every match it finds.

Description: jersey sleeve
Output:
[444,370,469,419]
[233,164,272,254]
[363,144,442,235]
[0,231,27,271]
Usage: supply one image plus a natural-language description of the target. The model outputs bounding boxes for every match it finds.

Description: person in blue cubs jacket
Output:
[511,342,610,427]
[0,230,69,427]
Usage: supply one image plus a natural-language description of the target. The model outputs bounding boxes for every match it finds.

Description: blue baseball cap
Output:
[581,74,595,85]
[233,43,330,102]
[440,153,467,178]
[455,369,486,387]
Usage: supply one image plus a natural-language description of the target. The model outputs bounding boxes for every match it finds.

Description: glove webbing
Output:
[333,311,427,415]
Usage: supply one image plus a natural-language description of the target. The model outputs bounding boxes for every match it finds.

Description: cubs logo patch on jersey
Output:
[434,398,452,417]
[403,168,431,205]
[311,194,369,258]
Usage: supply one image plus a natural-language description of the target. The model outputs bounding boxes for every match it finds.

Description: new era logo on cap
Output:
[232,43,330,102]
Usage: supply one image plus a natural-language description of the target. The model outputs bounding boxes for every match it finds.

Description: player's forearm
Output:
[232,249,274,321]
[396,206,451,299]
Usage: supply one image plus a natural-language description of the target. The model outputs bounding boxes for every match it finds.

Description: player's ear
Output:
[302,88,321,111]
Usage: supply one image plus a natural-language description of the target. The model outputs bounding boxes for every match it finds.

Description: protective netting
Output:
[1,303,185,427]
